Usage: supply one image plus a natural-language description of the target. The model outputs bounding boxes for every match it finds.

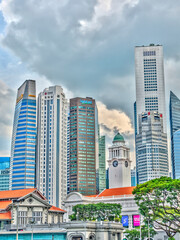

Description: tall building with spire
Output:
[134,44,168,183]
[10,80,36,190]
[169,91,180,179]
[36,86,68,207]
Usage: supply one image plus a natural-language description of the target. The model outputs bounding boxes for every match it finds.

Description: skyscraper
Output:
[136,112,168,184]
[0,157,10,191]
[169,91,180,179]
[69,97,98,195]
[10,80,36,190]
[36,86,68,207]
[131,167,136,187]
[97,134,106,193]
[135,44,166,132]
[135,44,168,183]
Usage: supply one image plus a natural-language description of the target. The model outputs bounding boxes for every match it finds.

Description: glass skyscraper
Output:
[10,80,36,190]
[98,134,106,193]
[136,112,168,184]
[135,44,168,184]
[0,157,10,191]
[69,97,98,195]
[169,91,180,179]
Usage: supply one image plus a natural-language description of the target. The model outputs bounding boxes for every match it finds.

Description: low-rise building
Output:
[0,188,66,230]
[64,186,138,229]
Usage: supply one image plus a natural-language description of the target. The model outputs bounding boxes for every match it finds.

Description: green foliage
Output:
[133,177,180,238]
[125,225,156,240]
[69,202,122,221]
[125,229,139,240]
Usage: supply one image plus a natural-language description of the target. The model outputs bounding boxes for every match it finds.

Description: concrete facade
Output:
[108,133,131,188]
[36,86,68,207]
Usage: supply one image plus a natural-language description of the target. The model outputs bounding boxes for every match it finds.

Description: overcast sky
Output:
[0,0,180,168]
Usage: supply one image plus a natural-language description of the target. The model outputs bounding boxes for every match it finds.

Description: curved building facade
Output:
[10,80,36,190]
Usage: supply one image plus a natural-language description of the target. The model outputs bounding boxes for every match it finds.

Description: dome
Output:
[113,132,124,143]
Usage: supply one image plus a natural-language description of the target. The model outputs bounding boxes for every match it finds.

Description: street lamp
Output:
[16,203,19,240]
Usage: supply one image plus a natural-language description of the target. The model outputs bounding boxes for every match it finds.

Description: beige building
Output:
[0,188,66,229]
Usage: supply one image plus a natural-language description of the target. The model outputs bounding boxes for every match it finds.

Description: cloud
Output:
[97,101,135,166]
[0,0,180,163]
[97,101,134,136]
[0,80,15,155]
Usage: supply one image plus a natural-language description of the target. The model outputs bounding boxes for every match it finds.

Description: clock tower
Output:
[108,133,131,188]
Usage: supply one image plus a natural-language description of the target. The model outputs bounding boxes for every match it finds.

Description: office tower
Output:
[67,113,70,194]
[0,157,10,190]
[135,44,168,183]
[10,80,36,190]
[36,86,68,207]
[135,44,166,132]
[136,112,168,184]
[169,91,180,179]
[97,134,106,193]
[106,168,109,189]
[108,133,131,188]
[131,167,136,187]
[69,97,98,195]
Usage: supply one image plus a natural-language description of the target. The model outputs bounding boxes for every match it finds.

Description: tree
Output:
[69,202,122,221]
[132,177,180,238]
[124,225,156,240]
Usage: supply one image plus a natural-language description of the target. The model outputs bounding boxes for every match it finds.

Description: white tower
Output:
[108,133,131,188]
[36,86,68,208]
[135,44,166,133]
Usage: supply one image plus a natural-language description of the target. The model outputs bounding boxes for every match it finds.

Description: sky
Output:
[0,0,180,168]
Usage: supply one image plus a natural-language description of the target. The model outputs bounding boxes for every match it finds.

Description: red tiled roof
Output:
[84,195,97,198]
[49,206,66,213]
[97,187,135,197]
[0,188,36,200]
[0,211,11,220]
[0,200,12,210]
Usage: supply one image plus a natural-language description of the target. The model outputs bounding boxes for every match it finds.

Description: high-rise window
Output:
[10,80,36,190]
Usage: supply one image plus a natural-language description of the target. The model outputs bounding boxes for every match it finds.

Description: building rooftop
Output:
[97,187,135,197]
[0,200,12,210]
[49,206,66,213]
[0,211,11,220]
[0,188,46,201]
[113,132,124,143]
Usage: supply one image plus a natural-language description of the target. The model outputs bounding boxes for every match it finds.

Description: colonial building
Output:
[63,186,138,229]
[108,133,131,188]
[0,188,66,229]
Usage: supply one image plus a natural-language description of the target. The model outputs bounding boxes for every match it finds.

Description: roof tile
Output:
[97,187,135,197]
[49,206,66,212]
[0,211,11,220]
[0,200,12,210]
[0,188,36,200]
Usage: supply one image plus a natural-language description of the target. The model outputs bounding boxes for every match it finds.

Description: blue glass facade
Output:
[169,91,180,179]
[11,80,36,189]
[0,157,10,190]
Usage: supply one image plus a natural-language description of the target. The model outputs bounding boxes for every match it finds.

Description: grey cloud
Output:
[1,0,180,158]
[0,80,15,155]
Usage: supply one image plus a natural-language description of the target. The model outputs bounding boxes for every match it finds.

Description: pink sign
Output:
[133,215,140,227]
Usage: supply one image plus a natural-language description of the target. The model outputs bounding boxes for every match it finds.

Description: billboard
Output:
[121,215,129,227]
[133,215,140,227]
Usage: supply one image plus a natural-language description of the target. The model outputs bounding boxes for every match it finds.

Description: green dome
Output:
[113,132,124,143]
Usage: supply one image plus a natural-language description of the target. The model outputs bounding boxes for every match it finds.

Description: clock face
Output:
[125,161,128,168]
[113,160,118,167]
